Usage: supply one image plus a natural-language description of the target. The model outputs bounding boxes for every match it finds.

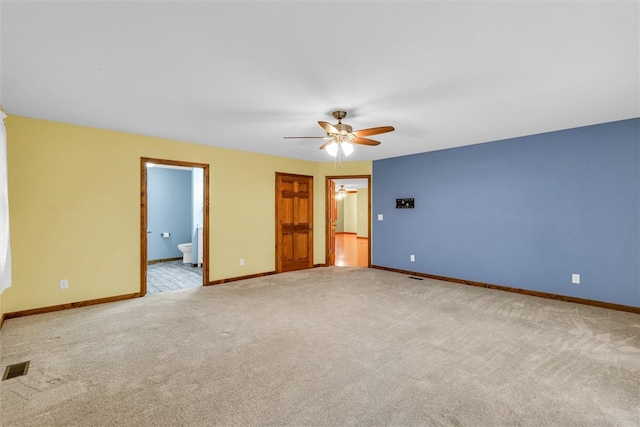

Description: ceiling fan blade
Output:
[318,140,335,150]
[352,137,381,146]
[353,126,394,137]
[318,121,339,134]
[283,136,331,139]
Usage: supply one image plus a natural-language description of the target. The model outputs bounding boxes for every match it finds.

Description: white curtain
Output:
[0,111,11,294]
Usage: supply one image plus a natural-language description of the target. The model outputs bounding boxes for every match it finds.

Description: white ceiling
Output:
[332,178,368,191]
[2,1,638,163]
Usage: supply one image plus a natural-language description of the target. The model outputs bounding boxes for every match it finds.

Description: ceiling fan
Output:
[284,111,394,157]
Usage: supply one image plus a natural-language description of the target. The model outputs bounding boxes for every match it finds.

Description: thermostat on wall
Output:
[396,198,414,209]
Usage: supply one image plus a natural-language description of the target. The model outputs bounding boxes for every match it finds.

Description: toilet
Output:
[177,243,192,264]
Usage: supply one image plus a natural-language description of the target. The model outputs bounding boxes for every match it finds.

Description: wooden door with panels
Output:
[275,173,314,273]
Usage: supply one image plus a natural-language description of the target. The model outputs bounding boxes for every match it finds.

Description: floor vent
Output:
[2,361,30,381]
[408,276,424,281]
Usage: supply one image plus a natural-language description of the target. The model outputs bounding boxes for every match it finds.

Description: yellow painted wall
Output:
[336,198,345,232]
[319,161,372,178]
[0,104,5,319]
[343,193,358,233]
[337,190,369,237]
[357,188,369,238]
[3,116,372,314]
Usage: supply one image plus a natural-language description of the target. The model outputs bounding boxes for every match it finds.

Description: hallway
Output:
[335,233,368,267]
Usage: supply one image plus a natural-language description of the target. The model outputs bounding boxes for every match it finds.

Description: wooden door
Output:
[327,180,337,266]
[276,173,313,273]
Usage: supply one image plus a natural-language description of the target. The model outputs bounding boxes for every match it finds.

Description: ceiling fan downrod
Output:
[330,111,352,134]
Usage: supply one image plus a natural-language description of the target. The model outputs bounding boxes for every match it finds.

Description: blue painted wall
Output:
[373,118,639,307]
[147,167,193,261]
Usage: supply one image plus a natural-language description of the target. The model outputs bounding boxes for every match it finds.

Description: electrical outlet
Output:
[572,274,580,284]
[59,279,69,290]
[410,255,415,262]
[240,259,245,266]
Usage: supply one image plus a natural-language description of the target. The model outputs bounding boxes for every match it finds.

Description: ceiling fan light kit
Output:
[325,141,339,156]
[325,140,354,157]
[284,110,394,158]
[341,141,354,156]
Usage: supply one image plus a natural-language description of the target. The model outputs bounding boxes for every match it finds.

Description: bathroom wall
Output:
[147,167,192,261]
[191,168,204,263]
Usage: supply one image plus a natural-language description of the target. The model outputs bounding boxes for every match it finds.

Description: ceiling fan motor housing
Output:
[333,123,353,134]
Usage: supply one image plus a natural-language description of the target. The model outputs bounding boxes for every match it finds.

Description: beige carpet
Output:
[1,267,639,426]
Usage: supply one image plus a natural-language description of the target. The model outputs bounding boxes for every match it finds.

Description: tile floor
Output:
[147,260,203,294]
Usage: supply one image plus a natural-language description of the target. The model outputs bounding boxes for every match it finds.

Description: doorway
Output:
[140,157,210,295]
[326,175,371,267]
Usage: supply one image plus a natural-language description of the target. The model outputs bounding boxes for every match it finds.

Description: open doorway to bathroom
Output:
[140,158,209,295]
[326,175,371,267]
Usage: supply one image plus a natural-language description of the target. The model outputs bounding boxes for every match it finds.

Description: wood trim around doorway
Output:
[325,175,372,267]
[140,157,210,295]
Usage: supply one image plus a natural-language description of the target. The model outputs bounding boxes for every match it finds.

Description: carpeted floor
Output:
[1,267,639,426]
